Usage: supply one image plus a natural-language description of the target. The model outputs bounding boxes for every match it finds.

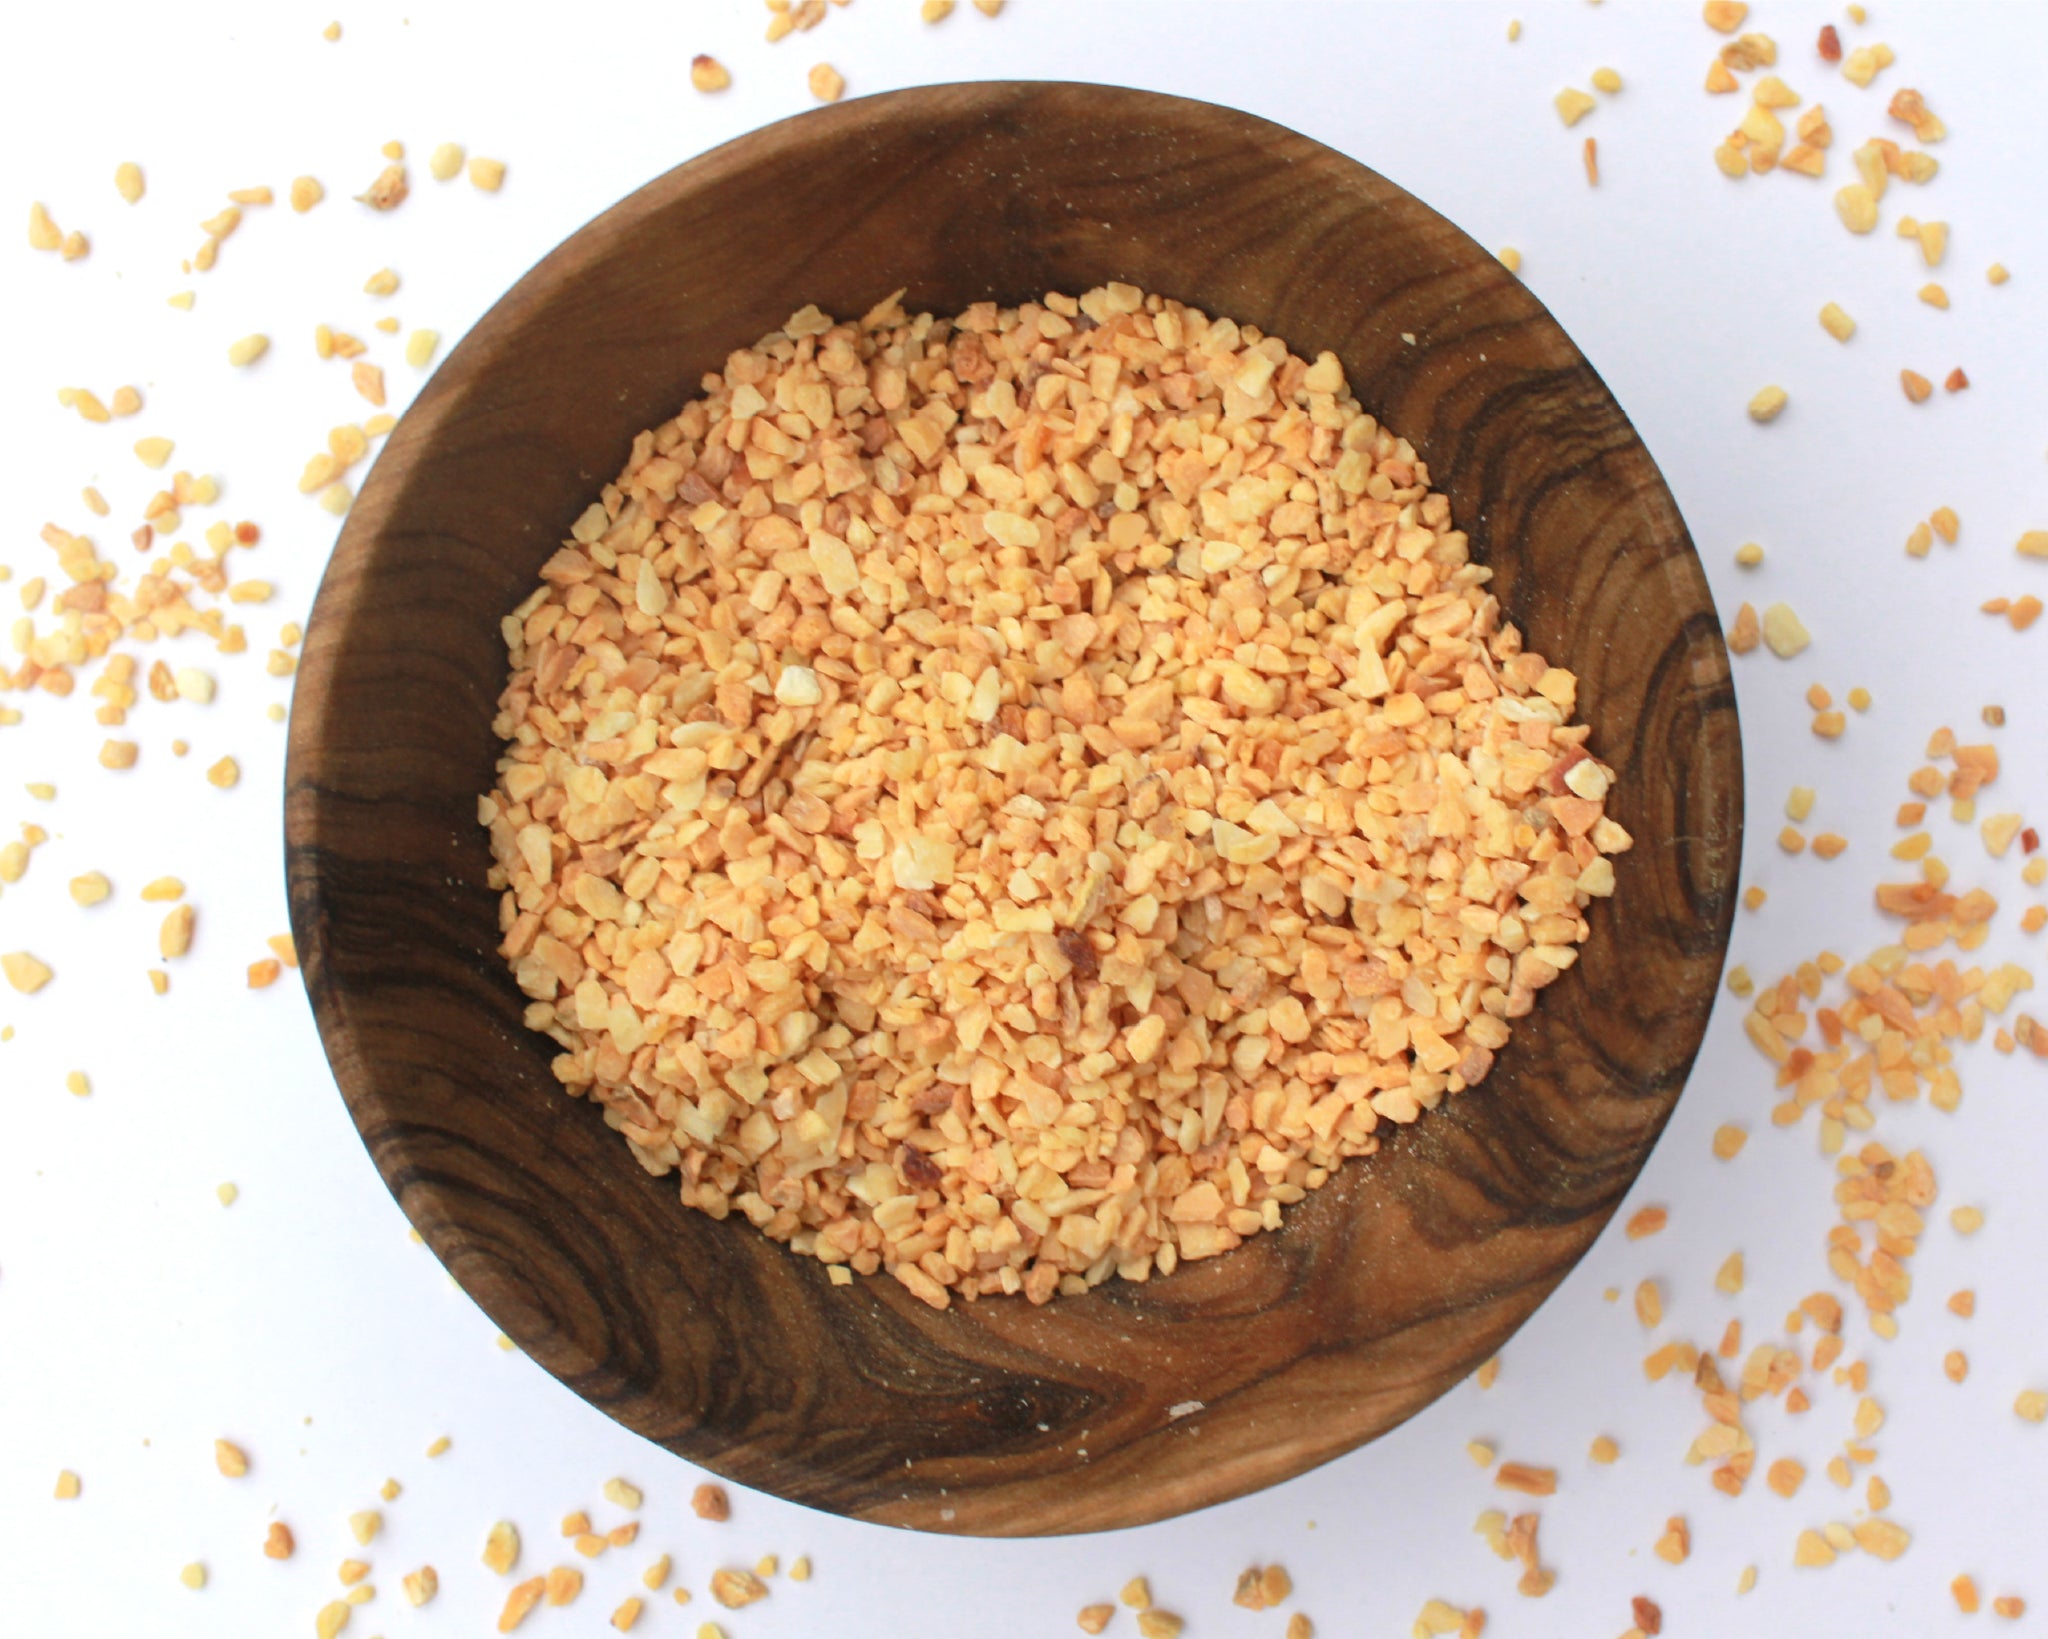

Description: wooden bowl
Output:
[286,83,1741,1535]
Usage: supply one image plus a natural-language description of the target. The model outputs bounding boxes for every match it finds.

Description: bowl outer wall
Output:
[284,81,1742,1536]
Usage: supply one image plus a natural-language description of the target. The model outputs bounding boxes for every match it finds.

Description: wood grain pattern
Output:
[285,83,1741,1536]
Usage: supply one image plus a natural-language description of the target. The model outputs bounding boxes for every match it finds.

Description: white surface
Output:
[3,2,2046,1633]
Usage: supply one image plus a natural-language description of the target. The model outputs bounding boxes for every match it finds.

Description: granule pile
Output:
[481,284,1627,1308]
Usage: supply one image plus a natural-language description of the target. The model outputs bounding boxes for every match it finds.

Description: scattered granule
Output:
[1728,967,1755,997]
[206,756,240,789]
[1625,1206,1669,1239]
[425,1434,451,1457]
[1762,603,1811,657]
[110,385,142,417]
[1945,367,1969,392]
[470,157,508,192]
[1722,31,1776,69]
[380,1478,402,1502]
[1498,246,1522,273]
[315,1602,349,1639]
[1956,1576,1984,1614]
[573,1531,607,1557]
[1849,687,1871,711]
[1788,786,1816,822]
[2017,1390,2048,1423]
[1495,1462,1558,1496]
[227,334,269,369]
[1901,370,1933,403]
[1555,88,1596,126]
[1988,261,2010,285]
[352,363,386,406]
[1654,1518,1690,1564]
[607,1523,641,1549]
[789,1555,811,1581]
[482,1521,521,1574]
[1735,541,1764,567]
[1919,283,1950,309]
[100,738,139,769]
[53,1468,81,1499]
[2006,596,2043,632]
[1794,1528,1834,1567]
[264,1521,295,1559]
[2018,532,2048,559]
[160,904,196,959]
[637,1554,669,1591]
[1855,1519,1911,1560]
[1632,1596,1664,1635]
[1780,828,1808,856]
[691,1482,729,1521]
[1748,385,1789,422]
[28,201,62,250]
[1703,2,1747,33]
[1465,1440,1496,1467]
[148,971,169,995]
[1136,1617,1184,1639]
[1914,220,1949,267]
[1813,835,1847,859]
[356,164,409,209]
[1507,19,1521,41]
[602,1477,643,1510]
[1728,602,1761,652]
[180,1561,207,1589]
[2023,906,2047,935]
[428,143,466,182]
[1412,1600,1483,1639]
[806,63,845,102]
[215,1438,250,1478]
[1121,1577,1152,1610]
[4,951,54,993]
[1994,1596,2028,1618]
[1590,1434,1620,1463]
[59,229,89,260]
[403,1566,439,1606]
[1476,1356,1503,1390]
[498,1577,546,1632]
[922,0,953,17]
[1714,1123,1749,1159]
[1716,1251,1745,1293]
[1583,137,1599,186]
[1767,1457,1805,1497]
[1287,1618,1314,1639]
[1948,1288,1975,1317]
[1592,69,1623,95]
[1834,184,1878,233]
[560,1510,591,1538]
[545,1565,583,1605]
[405,329,439,368]
[216,1182,238,1205]
[1842,41,1894,87]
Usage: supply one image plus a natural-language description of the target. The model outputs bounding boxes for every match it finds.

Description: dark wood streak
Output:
[284,83,1741,1536]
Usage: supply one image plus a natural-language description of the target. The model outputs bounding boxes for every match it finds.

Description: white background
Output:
[3,2,2046,1634]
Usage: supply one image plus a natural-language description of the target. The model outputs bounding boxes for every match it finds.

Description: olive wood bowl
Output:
[286,82,1741,1536]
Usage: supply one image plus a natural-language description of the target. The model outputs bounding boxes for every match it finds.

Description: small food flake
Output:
[469,157,508,192]
[807,62,845,102]
[403,1566,440,1606]
[691,54,732,92]
[1748,385,1789,422]
[1555,88,1596,126]
[263,1521,295,1559]
[1819,302,1856,340]
[227,334,269,369]
[214,1439,249,1477]
[1590,1435,1620,1463]
[1624,1206,1668,1239]
[691,1483,730,1521]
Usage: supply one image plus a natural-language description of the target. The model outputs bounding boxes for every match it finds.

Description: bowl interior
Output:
[285,82,1741,1535]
